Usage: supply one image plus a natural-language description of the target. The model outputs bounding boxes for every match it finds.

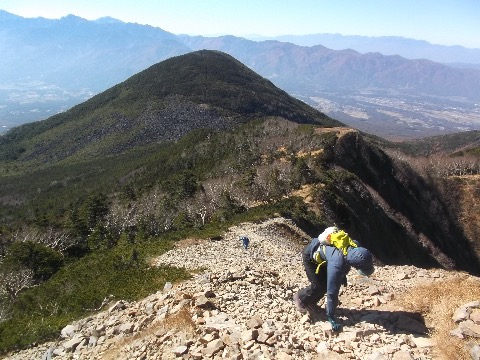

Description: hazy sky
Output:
[1,0,479,48]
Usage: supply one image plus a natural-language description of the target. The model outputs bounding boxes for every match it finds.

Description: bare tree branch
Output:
[0,267,34,302]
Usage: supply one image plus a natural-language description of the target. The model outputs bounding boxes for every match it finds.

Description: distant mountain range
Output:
[0,11,188,90]
[181,35,480,99]
[1,10,479,139]
[248,33,480,67]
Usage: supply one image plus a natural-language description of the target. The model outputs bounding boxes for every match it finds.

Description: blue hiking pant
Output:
[297,250,327,305]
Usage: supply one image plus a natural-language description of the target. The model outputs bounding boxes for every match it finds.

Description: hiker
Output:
[294,226,374,331]
[240,236,250,250]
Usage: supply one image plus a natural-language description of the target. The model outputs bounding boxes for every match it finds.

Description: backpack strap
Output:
[313,245,327,274]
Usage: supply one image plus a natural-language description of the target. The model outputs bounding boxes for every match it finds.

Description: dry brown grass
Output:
[163,306,196,334]
[101,305,196,360]
[396,274,480,360]
[291,184,315,203]
[455,176,480,255]
[314,126,356,137]
[174,237,208,249]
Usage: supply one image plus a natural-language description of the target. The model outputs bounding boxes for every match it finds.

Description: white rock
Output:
[61,324,78,339]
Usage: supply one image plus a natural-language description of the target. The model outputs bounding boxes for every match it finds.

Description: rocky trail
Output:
[5,218,480,360]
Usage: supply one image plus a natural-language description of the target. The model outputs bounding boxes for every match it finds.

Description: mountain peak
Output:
[0,10,22,21]
[129,50,337,124]
[59,14,88,23]
[0,50,340,164]
[94,16,124,24]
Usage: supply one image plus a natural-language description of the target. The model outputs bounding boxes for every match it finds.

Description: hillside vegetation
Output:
[0,50,478,354]
[396,130,480,157]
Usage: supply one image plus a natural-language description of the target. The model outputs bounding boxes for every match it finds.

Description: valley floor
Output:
[308,92,480,140]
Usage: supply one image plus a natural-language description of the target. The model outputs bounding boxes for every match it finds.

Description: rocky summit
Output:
[5,218,480,360]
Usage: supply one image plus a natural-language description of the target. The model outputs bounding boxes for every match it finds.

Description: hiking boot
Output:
[293,292,307,314]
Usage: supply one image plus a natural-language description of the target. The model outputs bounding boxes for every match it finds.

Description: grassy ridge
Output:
[396,130,480,156]
[0,119,328,227]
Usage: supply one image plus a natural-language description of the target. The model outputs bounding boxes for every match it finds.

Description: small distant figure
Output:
[240,236,250,250]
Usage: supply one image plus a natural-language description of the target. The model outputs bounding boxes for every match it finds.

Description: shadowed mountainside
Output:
[324,131,479,272]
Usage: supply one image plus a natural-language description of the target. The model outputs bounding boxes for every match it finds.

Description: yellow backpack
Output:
[329,230,358,255]
[313,229,357,273]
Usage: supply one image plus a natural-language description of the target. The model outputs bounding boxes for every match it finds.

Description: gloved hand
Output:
[327,315,342,332]
[342,275,348,287]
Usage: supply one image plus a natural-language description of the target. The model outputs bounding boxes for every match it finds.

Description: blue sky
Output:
[1,0,479,48]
